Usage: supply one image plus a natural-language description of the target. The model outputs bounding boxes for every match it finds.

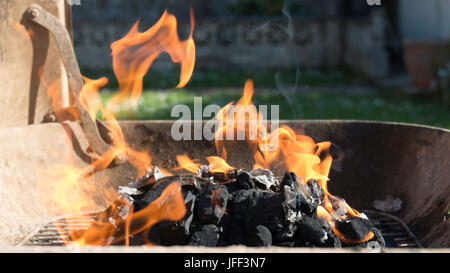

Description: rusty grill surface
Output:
[19,210,423,248]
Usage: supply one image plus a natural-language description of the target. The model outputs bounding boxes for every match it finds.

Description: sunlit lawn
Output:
[100,88,450,129]
[82,67,449,129]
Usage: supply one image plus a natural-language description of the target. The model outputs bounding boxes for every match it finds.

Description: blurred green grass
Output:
[82,67,450,129]
[82,66,371,90]
[100,88,450,129]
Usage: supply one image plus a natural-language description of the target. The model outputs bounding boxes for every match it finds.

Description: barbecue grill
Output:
[0,0,449,252]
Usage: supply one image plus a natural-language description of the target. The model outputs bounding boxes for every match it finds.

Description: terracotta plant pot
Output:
[403,40,450,88]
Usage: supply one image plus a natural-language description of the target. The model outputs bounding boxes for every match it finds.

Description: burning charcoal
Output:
[317,217,342,248]
[176,191,196,235]
[197,165,210,178]
[212,172,232,181]
[276,241,296,247]
[218,213,246,246]
[294,187,316,215]
[128,166,164,190]
[283,186,298,211]
[147,221,188,246]
[135,175,182,211]
[359,214,385,247]
[189,225,221,247]
[180,175,205,192]
[323,234,342,248]
[358,241,382,250]
[335,214,386,248]
[335,217,372,242]
[96,195,133,223]
[273,223,297,243]
[307,179,325,206]
[329,197,349,217]
[222,178,241,193]
[229,189,275,220]
[244,193,285,235]
[196,183,230,225]
[247,225,272,247]
[249,168,278,190]
[236,171,255,189]
[280,172,316,215]
[295,215,328,246]
[117,186,142,201]
[128,233,147,246]
[280,187,301,243]
[280,172,297,189]
[74,196,133,245]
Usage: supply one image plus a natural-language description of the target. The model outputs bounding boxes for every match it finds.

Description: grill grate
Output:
[362,210,423,248]
[19,212,98,246]
[19,210,423,248]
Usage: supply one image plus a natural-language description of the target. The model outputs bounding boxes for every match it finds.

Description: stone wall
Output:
[71,0,389,78]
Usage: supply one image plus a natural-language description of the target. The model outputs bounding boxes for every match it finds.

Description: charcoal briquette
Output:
[189,225,221,247]
[244,193,285,234]
[229,189,275,220]
[360,215,386,247]
[335,217,371,242]
[358,240,381,250]
[218,213,246,245]
[247,225,272,247]
[296,188,317,215]
[236,172,255,189]
[175,191,196,235]
[336,215,386,247]
[295,215,328,245]
[249,168,277,190]
[128,166,164,191]
[307,179,324,206]
[280,172,298,189]
[275,241,296,247]
[136,176,182,210]
[147,221,188,246]
[196,183,230,225]
[273,223,297,243]
[317,217,342,248]
[323,233,342,248]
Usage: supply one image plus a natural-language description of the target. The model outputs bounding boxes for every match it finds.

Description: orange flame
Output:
[37,9,195,246]
[70,182,186,246]
[35,5,373,246]
[173,79,372,244]
[108,8,195,110]
[316,206,374,244]
[79,76,108,122]
[206,156,235,174]
[175,154,201,173]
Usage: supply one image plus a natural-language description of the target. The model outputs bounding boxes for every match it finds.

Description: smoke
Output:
[273,0,305,119]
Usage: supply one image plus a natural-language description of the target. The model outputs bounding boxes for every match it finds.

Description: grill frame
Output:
[20,210,422,249]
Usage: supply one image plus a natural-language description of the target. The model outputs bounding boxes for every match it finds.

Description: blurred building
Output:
[71,0,417,79]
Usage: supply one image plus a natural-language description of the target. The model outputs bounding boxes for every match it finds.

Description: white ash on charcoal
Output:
[83,166,385,248]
